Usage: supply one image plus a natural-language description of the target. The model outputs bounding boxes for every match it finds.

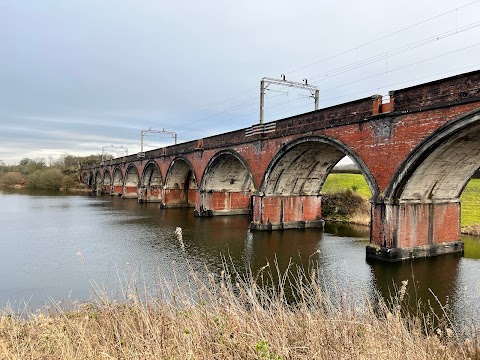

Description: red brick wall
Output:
[371,201,461,248]
[252,195,322,227]
[123,186,138,196]
[164,189,186,204]
[198,191,250,213]
[432,202,461,243]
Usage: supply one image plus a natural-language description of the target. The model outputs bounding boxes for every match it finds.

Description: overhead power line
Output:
[177,1,480,131]
[305,20,480,83]
[174,1,480,134]
[234,43,480,123]
[285,0,480,75]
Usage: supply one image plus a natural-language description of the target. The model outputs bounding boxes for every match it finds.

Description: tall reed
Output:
[0,260,478,359]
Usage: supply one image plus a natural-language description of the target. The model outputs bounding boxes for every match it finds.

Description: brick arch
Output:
[123,164,139,186]
[260,136,379,198]
[385,108,480,201]
[112,166,123,186]
[200,150,256,193]
[195,150,255,216]
[122,164,140,199]
[102,168,112,194]
[140,161,162,187]
[111,166,123,195]
[102,168,111,186]
[163,157,198,207]
[82,171,89,185]
[139,161,163,203]
[87,171,94,187]
[164,156,198,189]
[93,169,102,191]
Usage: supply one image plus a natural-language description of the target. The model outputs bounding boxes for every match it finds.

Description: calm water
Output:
[1,189,479,327]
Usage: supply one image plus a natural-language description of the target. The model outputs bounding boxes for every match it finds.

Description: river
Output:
[1,188,479,327]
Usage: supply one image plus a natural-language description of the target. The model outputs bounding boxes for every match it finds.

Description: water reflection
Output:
[368,254,461,318]
[463,234,480,259]
[0,190,479,327]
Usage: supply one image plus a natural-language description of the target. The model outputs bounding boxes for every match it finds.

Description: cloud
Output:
[1,0,480,163]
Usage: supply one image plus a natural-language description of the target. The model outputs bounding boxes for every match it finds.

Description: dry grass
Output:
[0,263,478,359]
[461,224,480,236]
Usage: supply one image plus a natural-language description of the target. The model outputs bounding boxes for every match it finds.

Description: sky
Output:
[1,0,480,164]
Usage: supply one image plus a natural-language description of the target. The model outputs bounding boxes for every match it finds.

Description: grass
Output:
[460,179,480,228]
[0,263,478,359]
[322,174,372,225]
[322,173,372,198]
[323,174,480,228]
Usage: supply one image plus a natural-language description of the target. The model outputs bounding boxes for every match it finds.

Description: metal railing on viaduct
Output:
[81,70,480,262]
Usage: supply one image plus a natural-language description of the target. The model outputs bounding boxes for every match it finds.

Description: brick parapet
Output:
[392,69,480,112]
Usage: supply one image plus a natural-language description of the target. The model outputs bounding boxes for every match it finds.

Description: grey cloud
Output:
[1,0,480,163]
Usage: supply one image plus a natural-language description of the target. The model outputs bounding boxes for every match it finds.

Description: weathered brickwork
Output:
[82,70,480,261]
[251,195,323,230]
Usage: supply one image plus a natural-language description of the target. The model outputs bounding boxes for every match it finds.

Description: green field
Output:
[322,173,480,227]
[322,173,372,198]
[460,178,480,227]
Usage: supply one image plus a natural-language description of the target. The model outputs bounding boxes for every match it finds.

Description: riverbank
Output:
[0,266,478,359]
[322,174,480,235]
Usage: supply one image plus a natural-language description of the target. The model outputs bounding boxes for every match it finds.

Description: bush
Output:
[61,175,76,190]
[322,191,370,224]
[25,169,64,190]
[0,172,24,187]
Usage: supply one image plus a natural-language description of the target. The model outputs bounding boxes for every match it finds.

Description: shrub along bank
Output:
[0,155,102,191]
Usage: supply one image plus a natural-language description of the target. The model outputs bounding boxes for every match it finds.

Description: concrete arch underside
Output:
[102,169,111,193]
[93,171,102,191]
[123,165,139,199]
[195,151,255,216]
[87,171,94,186]
[139,162,162,203]
[111,167,123,195]
[163,158,197,207]
[262,138,377,196]
[252,137,378,230]
[82,171,89,185]
[370,110,480,261]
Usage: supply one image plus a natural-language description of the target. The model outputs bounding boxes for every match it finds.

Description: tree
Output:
[18,158,46,175]
[63,154,80,169]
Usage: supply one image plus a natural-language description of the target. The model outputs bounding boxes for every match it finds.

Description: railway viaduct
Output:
[81,70,480,261]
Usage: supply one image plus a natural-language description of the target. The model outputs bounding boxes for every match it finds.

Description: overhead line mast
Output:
[139,128,177,158]
[260,75,319,124]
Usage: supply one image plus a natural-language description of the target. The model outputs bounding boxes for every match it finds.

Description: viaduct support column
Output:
[194,190,251,216]
[250,194,324,230]
[138,186,163,203]
[111,185,123,196]
[368,199,464,261]
[122,185,139,199]
[101,184,111,195]
[162,188,196,208]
